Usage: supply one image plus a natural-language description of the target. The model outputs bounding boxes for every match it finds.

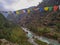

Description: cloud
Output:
[0,0,42,11]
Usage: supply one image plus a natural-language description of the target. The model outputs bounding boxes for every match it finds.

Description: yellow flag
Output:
[44,7,49,11]
[27,9,30,13]
[16,11,20,14]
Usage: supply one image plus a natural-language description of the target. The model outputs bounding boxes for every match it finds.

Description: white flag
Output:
[59,5,60,10]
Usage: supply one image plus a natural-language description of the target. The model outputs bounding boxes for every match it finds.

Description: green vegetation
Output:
[56,22,60,32]
[27,24,60,40]
[0,13,33,45]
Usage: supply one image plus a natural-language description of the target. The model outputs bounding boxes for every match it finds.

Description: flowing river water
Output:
[21,27,60,45]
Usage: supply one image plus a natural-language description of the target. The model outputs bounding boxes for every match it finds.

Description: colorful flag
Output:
[59,5,60,10]
[16,11,20,14]
[44,7,49,11]
[27,9,31,13]
[53,5,58,12]
[39,7,44,12]
[49,6,53,11]
[22,9,27,13]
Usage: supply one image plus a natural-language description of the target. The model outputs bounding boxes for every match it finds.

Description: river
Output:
[21,27,60,45]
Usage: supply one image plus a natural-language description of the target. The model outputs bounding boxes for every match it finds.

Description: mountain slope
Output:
[0,13,33,45]
[16,0,60,42]
[6,0,60,43]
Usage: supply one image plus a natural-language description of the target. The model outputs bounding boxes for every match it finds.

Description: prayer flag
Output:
[27,9,30,13]
[39,7,44,12]
[22,10,26,13]
[53,5,58,12]
[49,6,53,11]
[23,9,27,13]
[16,11,20,14]
[44,7,49,11]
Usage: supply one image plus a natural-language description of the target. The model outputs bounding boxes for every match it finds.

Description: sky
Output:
[0,0,43,11]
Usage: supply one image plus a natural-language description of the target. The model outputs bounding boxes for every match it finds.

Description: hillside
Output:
[0,13,33,45]
[16,0,60,42]
[6,0,60,43]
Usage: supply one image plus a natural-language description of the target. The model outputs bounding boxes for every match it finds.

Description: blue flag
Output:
[39,7,44,12]
[14,11,16,14]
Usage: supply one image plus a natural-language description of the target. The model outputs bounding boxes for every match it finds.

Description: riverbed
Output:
[21,27,60,45]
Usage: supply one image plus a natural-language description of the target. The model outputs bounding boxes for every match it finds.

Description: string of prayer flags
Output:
[13,5,60,15]
[44,7,49,11]
[53,5,59,12]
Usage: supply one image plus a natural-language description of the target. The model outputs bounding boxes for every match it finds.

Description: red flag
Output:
[53,5,58,12]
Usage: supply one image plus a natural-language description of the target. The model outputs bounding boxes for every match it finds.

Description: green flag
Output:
[49,6,53,11]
